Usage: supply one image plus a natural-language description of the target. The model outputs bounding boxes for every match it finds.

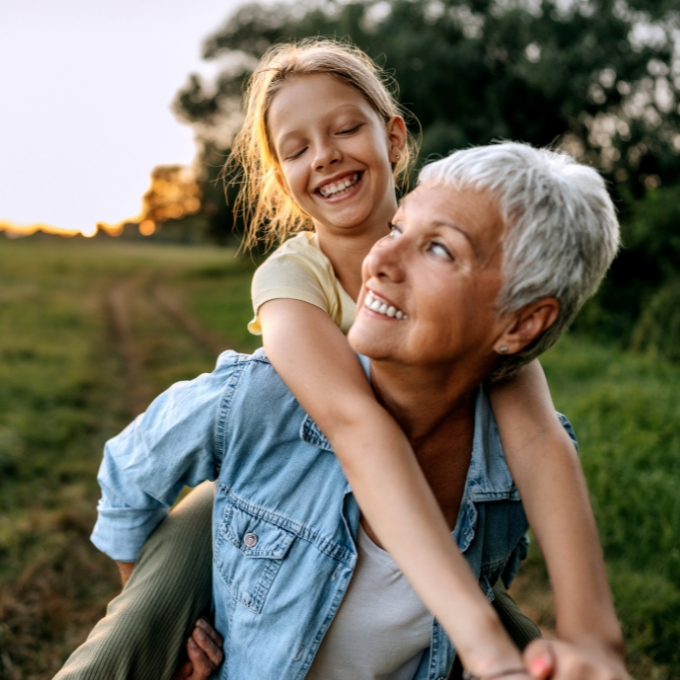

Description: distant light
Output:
[81,224,98,238]
[139,219,156,236]
[97,221,124,237]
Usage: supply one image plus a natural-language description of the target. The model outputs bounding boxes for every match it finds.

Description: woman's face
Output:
[266,73,405,237]
[348,181,508,369]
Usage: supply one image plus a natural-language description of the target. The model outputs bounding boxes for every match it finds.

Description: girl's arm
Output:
[489,361,625,656]
[260,298,525,678]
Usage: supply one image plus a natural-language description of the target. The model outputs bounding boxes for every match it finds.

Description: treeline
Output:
[170,0,680,357]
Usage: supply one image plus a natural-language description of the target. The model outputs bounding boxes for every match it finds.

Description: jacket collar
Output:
[299,378,519,500]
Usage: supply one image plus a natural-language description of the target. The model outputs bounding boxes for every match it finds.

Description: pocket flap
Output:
[221,503,295,560]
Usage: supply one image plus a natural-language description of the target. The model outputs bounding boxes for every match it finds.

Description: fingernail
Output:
[188,637,197,647]
[529,657,549,676]
[197,618,208,629]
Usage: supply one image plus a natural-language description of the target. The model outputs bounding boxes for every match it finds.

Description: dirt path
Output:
[104,277,153,417]
[149,277,232,356]
[104,273,234,417]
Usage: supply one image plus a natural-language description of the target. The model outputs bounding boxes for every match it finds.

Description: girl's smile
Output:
[315,170,363,202]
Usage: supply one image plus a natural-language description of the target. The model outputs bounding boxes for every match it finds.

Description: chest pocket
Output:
[215,501,296,613]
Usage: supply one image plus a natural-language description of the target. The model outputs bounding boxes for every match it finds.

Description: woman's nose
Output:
[365,233,407,283]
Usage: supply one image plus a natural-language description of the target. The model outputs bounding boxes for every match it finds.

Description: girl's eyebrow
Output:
[277,129,306,147]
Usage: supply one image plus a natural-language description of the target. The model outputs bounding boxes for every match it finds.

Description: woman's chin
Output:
[347,323,393,360]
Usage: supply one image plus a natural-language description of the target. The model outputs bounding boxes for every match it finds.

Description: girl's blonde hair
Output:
[225,38,419,251]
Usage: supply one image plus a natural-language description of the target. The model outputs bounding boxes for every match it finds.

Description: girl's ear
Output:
[493,297,560,356]
[386,116,407,162]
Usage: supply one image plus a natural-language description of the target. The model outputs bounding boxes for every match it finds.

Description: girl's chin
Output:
[315,205,376,232]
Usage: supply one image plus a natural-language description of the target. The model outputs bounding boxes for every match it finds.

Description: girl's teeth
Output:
[395,310,404,319]
[370,298,382,312]
[320,173,359,197]
[386,306,396,317]
[378,303,388,314]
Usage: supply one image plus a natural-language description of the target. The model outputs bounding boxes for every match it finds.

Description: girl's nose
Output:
[313,142,341,171]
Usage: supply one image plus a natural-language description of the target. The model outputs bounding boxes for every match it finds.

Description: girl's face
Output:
[267,73,406,237]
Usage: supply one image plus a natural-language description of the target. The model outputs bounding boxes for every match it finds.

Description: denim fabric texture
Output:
[91,349,577,680]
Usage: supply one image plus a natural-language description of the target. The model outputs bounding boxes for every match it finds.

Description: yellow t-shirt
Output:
[248,232,356,335]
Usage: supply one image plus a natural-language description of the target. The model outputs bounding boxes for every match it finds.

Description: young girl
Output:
[219,39,623,679]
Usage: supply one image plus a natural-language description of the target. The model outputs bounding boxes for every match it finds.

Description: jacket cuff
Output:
[90,506,168,562]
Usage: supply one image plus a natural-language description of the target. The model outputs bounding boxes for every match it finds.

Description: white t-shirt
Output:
[306,527,434,680]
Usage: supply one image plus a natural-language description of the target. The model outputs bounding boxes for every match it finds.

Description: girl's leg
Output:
[491,580,541,651]
[54,481,215,680]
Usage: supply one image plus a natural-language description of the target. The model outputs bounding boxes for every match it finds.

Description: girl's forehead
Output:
[266,74,380,143]
[268,74,376,129]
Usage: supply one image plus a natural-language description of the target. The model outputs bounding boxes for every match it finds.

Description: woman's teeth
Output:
[318,173,360,198]
[364,291,407,319]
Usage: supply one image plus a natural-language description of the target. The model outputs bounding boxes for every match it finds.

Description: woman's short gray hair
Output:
[418,142,620,382]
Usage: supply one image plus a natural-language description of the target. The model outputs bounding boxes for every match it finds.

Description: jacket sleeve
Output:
[91,351,241,561]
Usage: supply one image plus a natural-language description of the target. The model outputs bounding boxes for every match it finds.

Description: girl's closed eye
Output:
[286,146,308,161]
[338,123,362,135]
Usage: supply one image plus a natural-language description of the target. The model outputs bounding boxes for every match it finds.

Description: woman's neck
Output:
[370,360,486,528]
[371,361,480,445]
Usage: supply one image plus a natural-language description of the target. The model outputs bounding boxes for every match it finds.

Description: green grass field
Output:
[0,237,677,679]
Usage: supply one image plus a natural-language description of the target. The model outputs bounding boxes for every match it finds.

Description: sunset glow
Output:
[1,1,247,237]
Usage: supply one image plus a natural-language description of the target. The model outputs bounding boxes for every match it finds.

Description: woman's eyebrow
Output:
[434,220,478,257]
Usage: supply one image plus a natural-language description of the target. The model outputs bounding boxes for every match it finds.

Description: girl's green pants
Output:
[54,481,540,679]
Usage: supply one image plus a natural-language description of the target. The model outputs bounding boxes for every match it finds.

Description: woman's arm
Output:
[260,298,525,678]
[489,361,625,655]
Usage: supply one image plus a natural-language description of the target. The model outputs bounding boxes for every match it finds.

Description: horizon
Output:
[0,0,260,238]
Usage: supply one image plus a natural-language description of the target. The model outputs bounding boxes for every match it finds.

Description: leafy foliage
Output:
[175,0,680,191]
[540,334,680,676]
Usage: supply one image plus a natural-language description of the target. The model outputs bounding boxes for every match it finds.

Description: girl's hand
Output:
[524,638,631,680]
[171,618,224,680]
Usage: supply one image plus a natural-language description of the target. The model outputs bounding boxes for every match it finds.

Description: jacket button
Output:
[244,532,258,547]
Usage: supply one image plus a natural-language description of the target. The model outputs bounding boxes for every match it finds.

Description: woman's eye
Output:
[428,241,452,259]
[387,221,403,238]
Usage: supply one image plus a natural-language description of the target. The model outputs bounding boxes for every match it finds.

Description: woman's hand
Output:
[171,618,224,680]
[524,638,631,680]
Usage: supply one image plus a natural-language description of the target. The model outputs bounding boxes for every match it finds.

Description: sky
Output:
[0,0,258,235]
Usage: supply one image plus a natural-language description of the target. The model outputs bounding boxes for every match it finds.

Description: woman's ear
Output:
[494,298,560,355]
[386,116,407,162]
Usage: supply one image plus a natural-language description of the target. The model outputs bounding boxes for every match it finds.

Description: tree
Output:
[176,0,680,189]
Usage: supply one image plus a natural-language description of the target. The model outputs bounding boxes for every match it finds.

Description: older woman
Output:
[65,143,626,680]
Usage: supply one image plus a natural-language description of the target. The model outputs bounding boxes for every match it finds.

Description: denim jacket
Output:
[92,350,577,680]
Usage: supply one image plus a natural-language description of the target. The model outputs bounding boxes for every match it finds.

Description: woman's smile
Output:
[362,289,408,319]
